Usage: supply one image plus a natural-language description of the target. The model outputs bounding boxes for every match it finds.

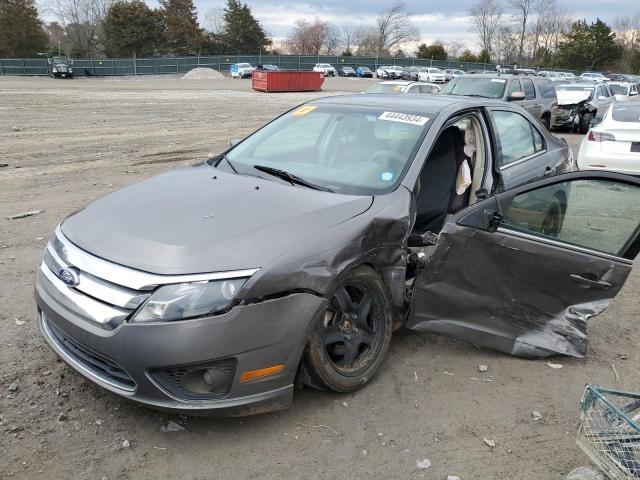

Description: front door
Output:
[407,171,640,358]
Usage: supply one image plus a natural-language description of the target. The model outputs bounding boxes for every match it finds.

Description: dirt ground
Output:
[1,75,638,480]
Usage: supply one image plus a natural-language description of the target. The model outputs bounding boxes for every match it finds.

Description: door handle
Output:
[570,274,612,289]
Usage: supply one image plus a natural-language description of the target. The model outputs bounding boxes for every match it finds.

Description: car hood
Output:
[557,90,592,105]
[61,165,373,275]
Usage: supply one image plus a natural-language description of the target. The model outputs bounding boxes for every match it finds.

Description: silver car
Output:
[36,94,639,415]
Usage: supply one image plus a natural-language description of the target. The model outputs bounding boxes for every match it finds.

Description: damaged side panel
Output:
[242,187,414,318]
[407,222,633,358]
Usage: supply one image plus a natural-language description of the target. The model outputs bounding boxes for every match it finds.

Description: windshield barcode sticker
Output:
[378,112,429,126]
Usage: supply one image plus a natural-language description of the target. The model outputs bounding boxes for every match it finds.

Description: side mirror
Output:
[69,59,74,65]
[508,91,525,101]
[47,58,52,64]
[229,138,241,147]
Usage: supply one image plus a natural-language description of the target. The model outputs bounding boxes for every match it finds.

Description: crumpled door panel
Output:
[407,222,632,358]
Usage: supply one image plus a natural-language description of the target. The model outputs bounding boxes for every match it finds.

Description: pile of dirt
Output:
[181,67,225,80]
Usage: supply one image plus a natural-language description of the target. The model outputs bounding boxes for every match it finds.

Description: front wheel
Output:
[578,113,593,134]
[301,266,393,393]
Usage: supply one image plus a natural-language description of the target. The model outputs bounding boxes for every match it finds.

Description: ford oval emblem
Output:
[59,268,79,287]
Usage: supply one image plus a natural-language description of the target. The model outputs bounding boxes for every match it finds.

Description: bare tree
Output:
[324,25,340,55]
[374,2,419,55]
[353,25,379,56]
[614,13,640,71]
[445,40,466,59]
[469,0,503,57]
[341,21,356,54]
[204,7,225,35]
[287,19,328,55]
[509,0,536,64]
[47,0,113,57]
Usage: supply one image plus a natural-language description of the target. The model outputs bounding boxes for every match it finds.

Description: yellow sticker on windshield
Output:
[292,105,317,116]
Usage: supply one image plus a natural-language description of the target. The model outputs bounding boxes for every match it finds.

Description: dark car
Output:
[338,66,356,77]
[402,66,420,81]
[355,66,373,78]
[36,94,640,416]
[441,74,558,129]
[48,56,73,79]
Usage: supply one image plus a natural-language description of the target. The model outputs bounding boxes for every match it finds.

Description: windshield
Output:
[366,83,407,94]
[319,64,332,68]
[609,84,629,95]
[238,63,251,68]
[441,77,506,98]
[359,67,371,72]
[53,56,67,63]
[224,104,431,195]
[429,68,442,73]
[611,104,640,123]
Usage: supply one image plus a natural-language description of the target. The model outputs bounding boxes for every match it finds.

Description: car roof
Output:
[557,82,596,88]
[309,93,497,115]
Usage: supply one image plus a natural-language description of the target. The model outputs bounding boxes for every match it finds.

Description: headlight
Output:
[52,67,58,72]
[132,278,247,322]
[68,68,73,73]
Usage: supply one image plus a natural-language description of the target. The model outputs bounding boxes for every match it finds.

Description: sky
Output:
[187,0,640,49]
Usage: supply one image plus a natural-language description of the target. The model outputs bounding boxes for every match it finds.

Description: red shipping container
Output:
[252,71,325,92]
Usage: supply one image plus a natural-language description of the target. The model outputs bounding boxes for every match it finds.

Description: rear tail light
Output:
[588,131,616,142]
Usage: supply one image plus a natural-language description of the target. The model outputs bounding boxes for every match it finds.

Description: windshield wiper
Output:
[209,153,238,173]
[460,93,492,98]
[253,165,332,192]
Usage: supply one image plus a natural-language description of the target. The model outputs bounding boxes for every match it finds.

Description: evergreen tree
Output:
[159,0,202,55]
[555,19,622,71]
[220,0,270,53]
[0,0,48,57]
[104,1,164,57]
[458,50,478,62]
[415,43,447,60]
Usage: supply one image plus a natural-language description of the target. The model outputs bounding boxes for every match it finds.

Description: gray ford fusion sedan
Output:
[36,94,640,415]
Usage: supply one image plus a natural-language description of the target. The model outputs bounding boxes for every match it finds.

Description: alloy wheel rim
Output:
[322,281,384,376]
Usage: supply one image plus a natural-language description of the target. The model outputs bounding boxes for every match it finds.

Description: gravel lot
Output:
[1,75,638,480]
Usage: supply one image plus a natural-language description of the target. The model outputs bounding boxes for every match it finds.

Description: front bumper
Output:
[35,264,326,415]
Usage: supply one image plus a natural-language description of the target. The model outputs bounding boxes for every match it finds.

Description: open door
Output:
[407,171,640,358]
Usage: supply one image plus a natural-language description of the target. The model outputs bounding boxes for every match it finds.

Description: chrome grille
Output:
[41,227,151,329]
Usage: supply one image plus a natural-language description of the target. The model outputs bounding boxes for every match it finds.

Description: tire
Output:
[540,196,563,237]
[578,113,592,134]
[301,266,393,393]
[541,114,551,130]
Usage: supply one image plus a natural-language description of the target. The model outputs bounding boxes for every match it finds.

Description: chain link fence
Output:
[0,54,577,77]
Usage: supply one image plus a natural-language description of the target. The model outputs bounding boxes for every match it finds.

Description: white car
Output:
[608,82,639,101]
[313,63,336,76]
[375,65,402,79]
[365,80,441,95]
[580,72,610,83]
[418,67,446,83]
[577,103,640,175]
[230,63,254,78]
[443,69,464,81]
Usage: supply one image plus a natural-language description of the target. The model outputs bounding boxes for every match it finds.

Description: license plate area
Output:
[632,142,640,153]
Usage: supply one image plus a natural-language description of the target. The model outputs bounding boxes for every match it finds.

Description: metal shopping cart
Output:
[577,385,640,479]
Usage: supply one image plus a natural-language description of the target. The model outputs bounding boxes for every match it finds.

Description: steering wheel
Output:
[366,150,405,171]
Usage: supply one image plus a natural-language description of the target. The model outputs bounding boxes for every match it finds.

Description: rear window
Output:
[611,105,640,123]
[609,84,629,95]
[441,77,507,99]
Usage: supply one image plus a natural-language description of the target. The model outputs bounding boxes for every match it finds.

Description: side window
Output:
[502,179,640,258]
[507,79,522,97]
[532,126,544,152]
[522,79,536,99]
[491,111,537,166]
